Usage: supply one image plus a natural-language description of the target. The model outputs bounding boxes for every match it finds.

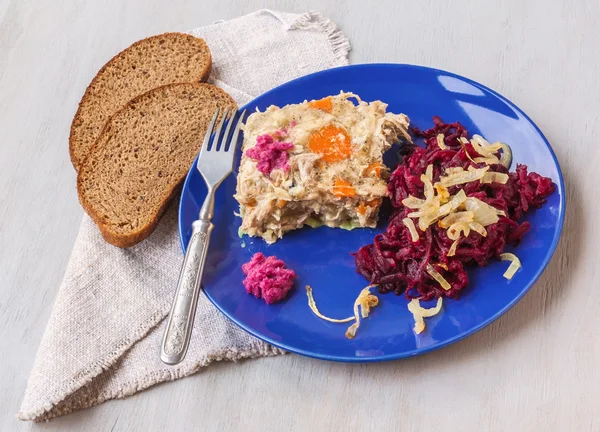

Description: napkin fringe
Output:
[288,11,351,64]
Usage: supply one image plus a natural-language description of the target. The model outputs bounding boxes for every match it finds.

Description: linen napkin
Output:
[18,9,350,422]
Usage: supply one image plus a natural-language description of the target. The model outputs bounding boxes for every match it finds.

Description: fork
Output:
[160,108,246,365]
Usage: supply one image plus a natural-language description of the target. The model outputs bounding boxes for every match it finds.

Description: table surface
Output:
[1,0,597,430]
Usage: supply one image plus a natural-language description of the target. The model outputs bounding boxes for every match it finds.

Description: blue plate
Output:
[179,64,565,362]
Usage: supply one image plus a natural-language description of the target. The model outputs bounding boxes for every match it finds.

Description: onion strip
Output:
[439,211,474,229]
[447,222,471,240]
[435,183,450,203]
[345,286,379,339]
[500,143,513,168]
[421,174,435,201]
[481,172,509,184]
[408,298,443,334]
[425,164,434,181]
[426,264,451,290]
[436,134,448,150]
[448,239,459,257]
[473,155,500,165]
[500,253,521,279]
[403,217,420,242]
[440,166,489,187]
[459,136,477,163]
[471,135,503,158]
[437,189,467,217]
[306,285,380,340]
[306,286,354,323]
[402,196,426,209]
[468,221,488,237]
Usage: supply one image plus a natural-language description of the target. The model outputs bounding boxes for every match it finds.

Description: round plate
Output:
[179,64,565,362]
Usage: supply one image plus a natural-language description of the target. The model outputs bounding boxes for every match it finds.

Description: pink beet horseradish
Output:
[245,131,294,176]
[241,253,296,304]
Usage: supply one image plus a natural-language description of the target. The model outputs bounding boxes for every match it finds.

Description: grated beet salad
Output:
[353,116,556,300]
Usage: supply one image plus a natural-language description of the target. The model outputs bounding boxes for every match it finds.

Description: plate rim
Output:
[178,62,566,363]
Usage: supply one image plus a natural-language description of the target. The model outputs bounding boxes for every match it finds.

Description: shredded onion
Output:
[435,183,450,202]
[471,134,503,156]
[447,222,471,240]
[345,286,379,339]
[439,211,475,228]
[406,186,467,231]
[468,221,488,237]
[306,286,354,323]
[426,263,451,290]
[403,217,419,242]
[306,285,380,339]
[425,164,433,181]
[459,137,477,163]
[416,211,439,231]
[398,155,513,252]
[421,174,435,201]
[473,155,500,165]
[407,202,438,219]
[437,189,467,217]
[440,166,489,187]
[500,253,521,279]
[447,239,459,257]
[445,167,464,175]
[464,197,505,226]
[408,298,443,334]
[402,196,426,209]
[481,172,509,184]
[436,133,448,150]
[417,212,440,231]
[500,143,513,168]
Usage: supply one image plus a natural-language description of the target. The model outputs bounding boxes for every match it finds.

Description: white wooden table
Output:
[1,0,597,430]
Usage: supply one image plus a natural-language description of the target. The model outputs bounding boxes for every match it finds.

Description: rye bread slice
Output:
[77,83,237,248]
[70,32,212,171]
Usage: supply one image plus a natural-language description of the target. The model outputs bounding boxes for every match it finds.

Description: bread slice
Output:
[69,32,212,171]
[77,83,237,248]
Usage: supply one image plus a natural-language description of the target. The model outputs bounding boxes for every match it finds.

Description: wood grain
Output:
[1,0,598,431]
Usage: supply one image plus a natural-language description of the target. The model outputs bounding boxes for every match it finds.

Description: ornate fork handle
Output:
[160,108,244,365]
[160,194,214,364]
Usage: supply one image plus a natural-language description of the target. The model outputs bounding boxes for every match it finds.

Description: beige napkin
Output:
[18,9,350,422]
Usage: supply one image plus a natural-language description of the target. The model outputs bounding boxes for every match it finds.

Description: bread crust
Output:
[69,32,212,171]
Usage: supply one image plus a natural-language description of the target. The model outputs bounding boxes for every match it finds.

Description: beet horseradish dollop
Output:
[242,253,296,304]
[245,133,294,176]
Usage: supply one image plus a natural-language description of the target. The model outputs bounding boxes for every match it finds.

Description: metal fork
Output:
[160,108,246,365]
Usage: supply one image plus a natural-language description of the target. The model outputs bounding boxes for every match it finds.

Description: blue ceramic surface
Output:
[178,64,565,362]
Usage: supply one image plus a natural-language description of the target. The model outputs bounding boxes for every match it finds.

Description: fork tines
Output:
[200,108,246,156]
